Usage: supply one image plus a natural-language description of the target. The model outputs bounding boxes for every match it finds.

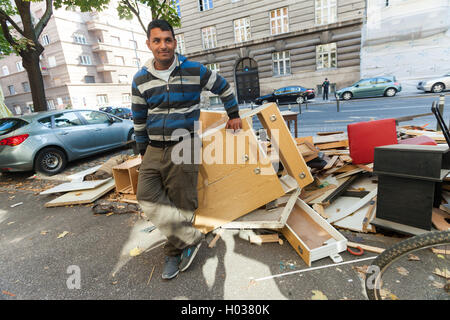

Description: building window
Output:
[270,7,289,35]
[74,33,87,44]
[84,75,95,83]
[2,65,9,76]
[48,56,56,68]
[115,56,125,66]
[16,61,24,72]
[132,58,141,68]
[172,0,181,17]
[47,100,55,110]
[118,75,128,83]
[272,51,290,76]
[41,34,50,45]
[122,93,131,103]
[316,43,337,69]
[175,34,186,54]
[22,82,30,92]
[8,85,15,95]
[209,96,221,105]
[202,26,217,50]
[206,63,220,72]
[199,0,213,12]
[14,106,22,115]
[111,36,121,46]
[80,55,92,65]
[315,0,337,25]
[129,40,138,49]
[234,17,251,43]
[97,94,108,105]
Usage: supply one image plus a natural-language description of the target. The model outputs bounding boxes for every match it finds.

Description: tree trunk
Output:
[21,49,47,112]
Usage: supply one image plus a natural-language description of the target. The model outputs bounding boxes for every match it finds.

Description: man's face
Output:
[146,28,177,66]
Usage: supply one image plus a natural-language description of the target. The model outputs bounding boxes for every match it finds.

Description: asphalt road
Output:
[0,94,448,305]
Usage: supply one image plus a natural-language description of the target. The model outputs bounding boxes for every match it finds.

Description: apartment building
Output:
[0,1,153,115]
[174,0,366,104]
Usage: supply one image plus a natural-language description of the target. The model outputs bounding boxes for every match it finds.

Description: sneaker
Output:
[162,255,181,280]
[179,241,202,272]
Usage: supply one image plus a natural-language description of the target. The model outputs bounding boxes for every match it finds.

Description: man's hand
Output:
[226,118,242,133]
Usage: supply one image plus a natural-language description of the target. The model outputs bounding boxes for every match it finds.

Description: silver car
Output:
[0,109,135,175]
[417,73,450,93]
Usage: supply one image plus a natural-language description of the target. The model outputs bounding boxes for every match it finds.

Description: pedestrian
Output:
[131,19,242,280]
[322,78,330,100]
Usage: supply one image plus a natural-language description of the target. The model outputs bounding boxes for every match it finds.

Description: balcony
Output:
[87,20,109,32]
[92,43,112,52]
[96,64,117,72]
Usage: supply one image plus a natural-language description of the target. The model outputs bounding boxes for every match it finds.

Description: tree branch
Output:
[123,0,147,34]
[0,18,19,47]
[0,8,26,38]
[35,0,54,37]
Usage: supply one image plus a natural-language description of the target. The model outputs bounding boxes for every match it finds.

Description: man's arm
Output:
[131,80,149,156]
[200,65,242,131]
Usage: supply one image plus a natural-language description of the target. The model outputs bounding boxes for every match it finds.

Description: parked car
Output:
[335,77,402,100]
[254,86,312,105]
[417,73,450,93]
[99,106,133,119]
[0,109,135,175]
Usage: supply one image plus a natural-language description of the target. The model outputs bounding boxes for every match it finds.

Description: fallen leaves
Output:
[40,231,49,235]
[311,290,328,300]
[433,268,450,279]
[396,267,409,276]
[380,288,399,300]
[407,254,420,261]
[129,247,142,257]
[57,231,69,239]
[432,281,445,289]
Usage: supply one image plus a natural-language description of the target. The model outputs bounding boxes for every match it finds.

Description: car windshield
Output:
[0,118,28,136]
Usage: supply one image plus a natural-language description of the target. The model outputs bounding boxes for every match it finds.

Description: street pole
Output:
[437,94,445,131]
[336,93,340,112]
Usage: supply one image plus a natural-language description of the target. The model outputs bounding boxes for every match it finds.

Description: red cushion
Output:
[398,135,437,146]
[347,119,398,164]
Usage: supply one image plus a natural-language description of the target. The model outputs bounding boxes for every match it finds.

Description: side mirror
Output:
[108,117,115,124]
[355,84,359,88]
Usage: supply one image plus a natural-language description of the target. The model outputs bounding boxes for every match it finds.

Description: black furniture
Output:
[372,144,450,235]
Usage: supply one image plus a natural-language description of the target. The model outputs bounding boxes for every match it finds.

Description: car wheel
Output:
[35,147,67,176]
[385,88,397,97]
[342,92,352,100]
[296,96,305,104]
[431,83,445,93]
[128,129,135,141]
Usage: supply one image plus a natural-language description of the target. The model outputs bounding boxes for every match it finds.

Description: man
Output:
[131,19,242,280]
[322,78,330,101]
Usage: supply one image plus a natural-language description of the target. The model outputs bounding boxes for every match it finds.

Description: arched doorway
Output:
[235,58,260,104]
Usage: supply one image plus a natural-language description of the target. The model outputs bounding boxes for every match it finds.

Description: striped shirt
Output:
[131,53,240,154]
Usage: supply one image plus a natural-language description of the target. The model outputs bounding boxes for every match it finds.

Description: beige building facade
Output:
[0,1,153,115]
[174,0,366,104]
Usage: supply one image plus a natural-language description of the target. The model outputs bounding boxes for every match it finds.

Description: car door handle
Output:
[59,132,69,136]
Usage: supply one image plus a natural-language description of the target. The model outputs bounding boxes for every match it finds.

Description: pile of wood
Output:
[294,124,450,234]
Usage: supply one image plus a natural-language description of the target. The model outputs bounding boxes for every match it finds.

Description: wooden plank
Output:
[432,208,450,231]
[301,184,337,203]
[40,178,111,195]
[45,179,116,207]
[312,203,329,219]
[316,131,344,136]
[339,155,353,163]
[362,197,377,232]
[327,188,378,224]
[208,229,224,248]
[313,133,348,144]
[248,234,283,245]
[347,241,385,254]
[257,104,314,188]
[323,155,339,170]
[316,140,349,150]
[334,164,373,180]
[295,136,314,145]
[322,150,350,156]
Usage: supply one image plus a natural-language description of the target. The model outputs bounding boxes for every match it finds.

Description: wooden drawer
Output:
[282,198,347,266]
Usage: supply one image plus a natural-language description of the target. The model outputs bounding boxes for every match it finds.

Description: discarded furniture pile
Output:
[40,103,450,267]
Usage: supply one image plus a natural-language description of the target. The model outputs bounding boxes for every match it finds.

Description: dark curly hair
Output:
[147,19,175,39]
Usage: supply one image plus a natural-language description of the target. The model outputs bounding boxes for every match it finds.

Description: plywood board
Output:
[316,140,349,150]
[257,104,313,188]
[45,179,116,207]
[313,133,348,144]
[40,178,111,195]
